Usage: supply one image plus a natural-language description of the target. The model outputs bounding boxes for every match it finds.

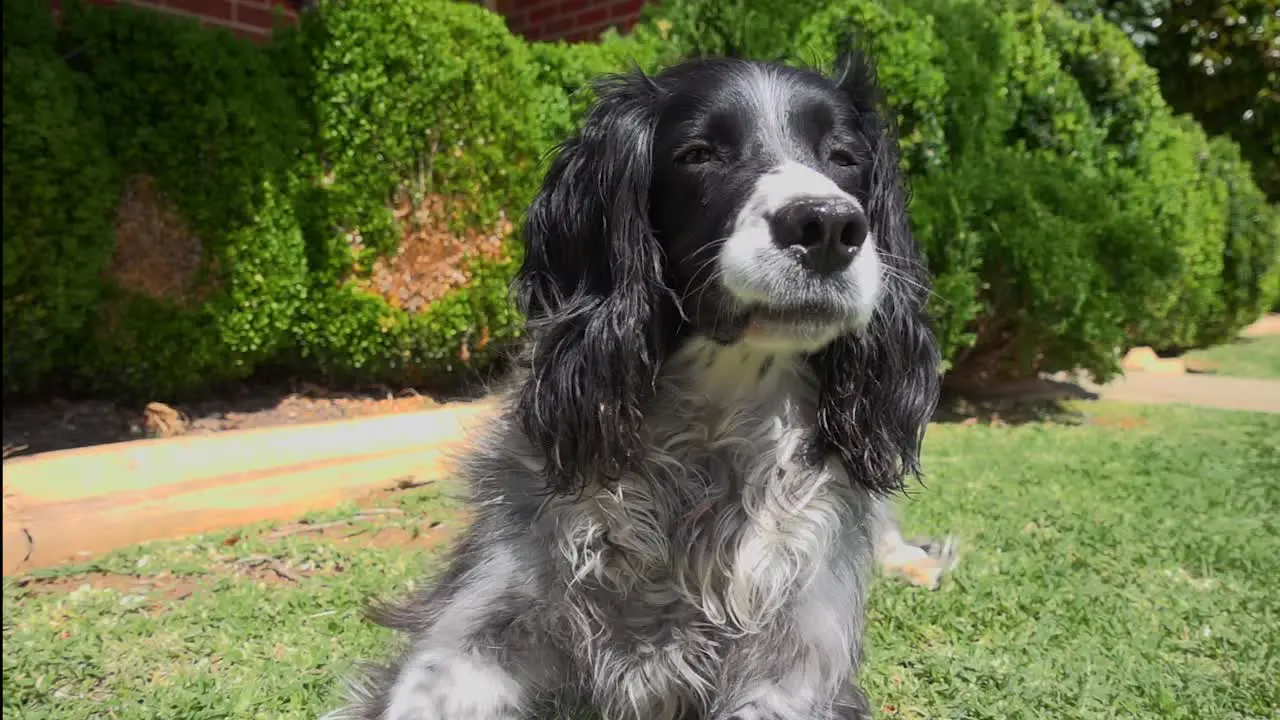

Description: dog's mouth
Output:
[747,302,848,326]
[735,301,857,348]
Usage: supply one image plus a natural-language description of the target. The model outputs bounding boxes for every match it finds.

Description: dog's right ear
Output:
[513,71,670,496]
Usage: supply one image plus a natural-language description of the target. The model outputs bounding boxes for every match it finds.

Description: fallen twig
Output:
[268,561,301,583]
[265,520,350,540]
[234,554,301,582]
[390,476,435,491]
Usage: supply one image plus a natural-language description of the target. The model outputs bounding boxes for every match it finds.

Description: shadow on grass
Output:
[932,375,1097,427]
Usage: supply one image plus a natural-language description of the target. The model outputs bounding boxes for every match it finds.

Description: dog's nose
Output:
[770,199,868,274]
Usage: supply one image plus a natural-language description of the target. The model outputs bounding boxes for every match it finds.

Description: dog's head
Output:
[515,51,941,496]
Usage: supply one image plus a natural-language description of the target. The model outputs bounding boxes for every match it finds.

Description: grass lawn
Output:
[1182,335,1280,380]
[4,401,1279,719]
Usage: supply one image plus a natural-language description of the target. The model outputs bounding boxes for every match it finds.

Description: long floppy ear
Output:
[811,47,942,495]
[513,72,671,496]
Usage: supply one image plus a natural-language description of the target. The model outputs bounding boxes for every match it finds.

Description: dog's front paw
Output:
[878,534,960,590]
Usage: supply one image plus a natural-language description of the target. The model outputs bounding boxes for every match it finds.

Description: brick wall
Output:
[47,0,301,41]
[496,0,650,42]
[45,0,652,43]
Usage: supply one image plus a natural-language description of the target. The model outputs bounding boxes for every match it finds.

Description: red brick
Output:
[558,0,586,11]
[235,1,278,29]
[164,0,233,21]
[544,16,572,34]
[528,3,560,23]
[610,0,645,18]
[576,6,607,26]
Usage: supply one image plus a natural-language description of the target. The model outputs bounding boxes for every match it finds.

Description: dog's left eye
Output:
[676,146,716,165]
[829,149,858,168]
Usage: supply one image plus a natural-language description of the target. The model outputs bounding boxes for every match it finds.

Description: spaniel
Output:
[328,48,950,720]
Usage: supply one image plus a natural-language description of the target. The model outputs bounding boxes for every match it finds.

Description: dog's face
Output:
[515,53,940,496]
[649,60,882,353]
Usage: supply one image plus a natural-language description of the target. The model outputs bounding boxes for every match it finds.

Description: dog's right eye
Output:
[676,146,716,165]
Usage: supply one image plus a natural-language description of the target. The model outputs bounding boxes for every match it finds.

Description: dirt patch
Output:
[273,520,459,552]
[250,501,467,553]
[107,175,209,308]
[1087,415,1149,430]
[13,507,464,603]
[16,571,205,608]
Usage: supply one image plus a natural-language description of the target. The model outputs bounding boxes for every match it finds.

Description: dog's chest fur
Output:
[543,344,857,717]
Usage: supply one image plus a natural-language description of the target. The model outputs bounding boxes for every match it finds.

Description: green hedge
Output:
[54,1,308,399]
[1200,137,1280,339]
[2,0,118,395]
[4,0,1275,400]
[530,23,680,142]
[278,0,555,386]
[659,0,1276,379]
[780,0,1168,379]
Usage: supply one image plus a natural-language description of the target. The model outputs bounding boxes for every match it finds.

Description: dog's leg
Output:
[830,683,873,720]
[707,569,868,720]
[874,503,960,590]
[333,540,552,720]
[382,648,528,720]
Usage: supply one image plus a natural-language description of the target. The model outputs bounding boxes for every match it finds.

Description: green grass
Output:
[4,402,1279,719]
[1182,335,1280,380]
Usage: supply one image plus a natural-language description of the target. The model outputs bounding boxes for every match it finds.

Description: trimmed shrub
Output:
[1066,0,1279,202]
[281,0,556,387]
[1011,2,1278,350]
[2,0,118,395]
[1119,115,1230,351]
[912,149,1169,381]
[1198,136,1280,339]
[789,0,948,174]
[59,1,308,399]
[787,0,1214,380]
[642,0,829,61]
[530,23,681,142]
[2,0,56,52]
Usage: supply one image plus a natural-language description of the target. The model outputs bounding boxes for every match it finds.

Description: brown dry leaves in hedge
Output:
[107,175,209,307]
[357,193,513,314]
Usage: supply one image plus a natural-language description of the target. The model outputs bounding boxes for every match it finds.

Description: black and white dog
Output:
[329,49,947,720]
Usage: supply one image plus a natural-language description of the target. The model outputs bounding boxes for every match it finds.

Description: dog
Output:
[327,49,946,720]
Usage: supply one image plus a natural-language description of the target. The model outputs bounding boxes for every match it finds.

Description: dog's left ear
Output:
[811,47,942,495]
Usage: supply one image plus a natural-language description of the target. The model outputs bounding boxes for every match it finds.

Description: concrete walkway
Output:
[1072,314,1280,414]
[1079,372,1280,414]
[4,316,1277,575]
